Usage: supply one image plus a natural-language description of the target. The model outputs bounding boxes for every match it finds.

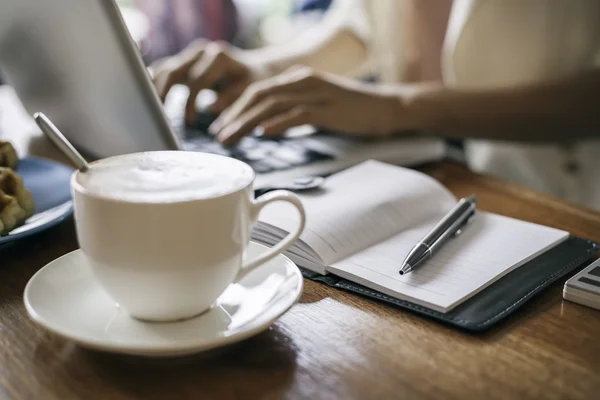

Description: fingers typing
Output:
[216,95,319,145]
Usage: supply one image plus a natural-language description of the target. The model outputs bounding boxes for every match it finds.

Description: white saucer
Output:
[24,242,303,357]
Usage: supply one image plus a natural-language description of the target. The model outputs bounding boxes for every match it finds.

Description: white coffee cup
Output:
[71,151,305,322]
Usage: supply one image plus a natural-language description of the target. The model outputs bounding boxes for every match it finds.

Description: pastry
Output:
[0,190,26,235]
[0,143,37,235]
[0,167,35,218]
[0,141,18,169]
[0,167,35,235]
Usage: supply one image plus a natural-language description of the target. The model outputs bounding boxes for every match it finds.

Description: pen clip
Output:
[453,210,476,237]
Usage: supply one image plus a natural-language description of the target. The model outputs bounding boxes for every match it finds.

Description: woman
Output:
[151,0,600,209]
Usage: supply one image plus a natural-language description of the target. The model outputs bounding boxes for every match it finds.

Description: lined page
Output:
[327,212,569,312]
[256,160,456,266]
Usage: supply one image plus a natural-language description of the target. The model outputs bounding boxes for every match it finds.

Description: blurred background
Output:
[116,0,333,64]
[0,0,332,125]
[0,1,332,85]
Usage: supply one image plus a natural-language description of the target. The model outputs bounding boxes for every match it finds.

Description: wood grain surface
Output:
[2,87,600,399]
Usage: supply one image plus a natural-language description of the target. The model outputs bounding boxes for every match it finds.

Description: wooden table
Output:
[2,86,600,399]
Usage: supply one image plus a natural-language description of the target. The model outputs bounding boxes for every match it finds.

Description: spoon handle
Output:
[33,112,91,172]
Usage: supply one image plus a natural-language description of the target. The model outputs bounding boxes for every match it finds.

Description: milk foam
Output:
[76,152,254,202]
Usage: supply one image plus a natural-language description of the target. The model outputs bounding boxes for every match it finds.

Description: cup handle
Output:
[235,190,306,282]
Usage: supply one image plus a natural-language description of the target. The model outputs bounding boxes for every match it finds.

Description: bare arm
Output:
[402,69,600,141]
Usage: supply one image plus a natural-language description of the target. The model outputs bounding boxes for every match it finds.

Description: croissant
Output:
[0,141,18,169]
[0,190,26,235]
[0,167,35,224]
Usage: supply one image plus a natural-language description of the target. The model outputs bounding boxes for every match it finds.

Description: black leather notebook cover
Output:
[301,236,598,331]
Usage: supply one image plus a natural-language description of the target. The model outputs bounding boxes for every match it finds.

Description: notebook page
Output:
[327,212,569,312]
[257,160,456,267]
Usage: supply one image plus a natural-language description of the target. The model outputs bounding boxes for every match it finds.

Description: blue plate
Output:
[0,157,74,245]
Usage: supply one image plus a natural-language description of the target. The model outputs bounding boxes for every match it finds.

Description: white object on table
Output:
[564,258,600,311]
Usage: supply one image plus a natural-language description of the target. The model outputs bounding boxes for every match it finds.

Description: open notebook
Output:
[253,160,569,313]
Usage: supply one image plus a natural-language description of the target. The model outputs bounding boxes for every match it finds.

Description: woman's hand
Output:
[150,40,270,123]
[210,67,406,145]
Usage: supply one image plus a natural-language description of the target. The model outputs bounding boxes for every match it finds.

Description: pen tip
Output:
[399,263,412,275]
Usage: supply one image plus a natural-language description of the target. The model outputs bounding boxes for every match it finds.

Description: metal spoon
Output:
[255,176,325,196]
[33,112,91,172]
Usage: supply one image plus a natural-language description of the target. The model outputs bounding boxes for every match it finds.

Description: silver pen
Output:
[399,195,477,275]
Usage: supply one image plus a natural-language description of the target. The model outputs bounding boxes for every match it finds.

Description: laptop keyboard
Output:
[171,112,336,173]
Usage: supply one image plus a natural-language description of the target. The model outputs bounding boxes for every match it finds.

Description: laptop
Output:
[0,0,445,189]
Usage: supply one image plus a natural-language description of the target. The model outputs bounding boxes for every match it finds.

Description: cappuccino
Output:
[71,150,305,321]
[75,151,254,202]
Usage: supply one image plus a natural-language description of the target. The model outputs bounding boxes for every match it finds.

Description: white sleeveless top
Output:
[361,0,600,209]
[442,0,600,209]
